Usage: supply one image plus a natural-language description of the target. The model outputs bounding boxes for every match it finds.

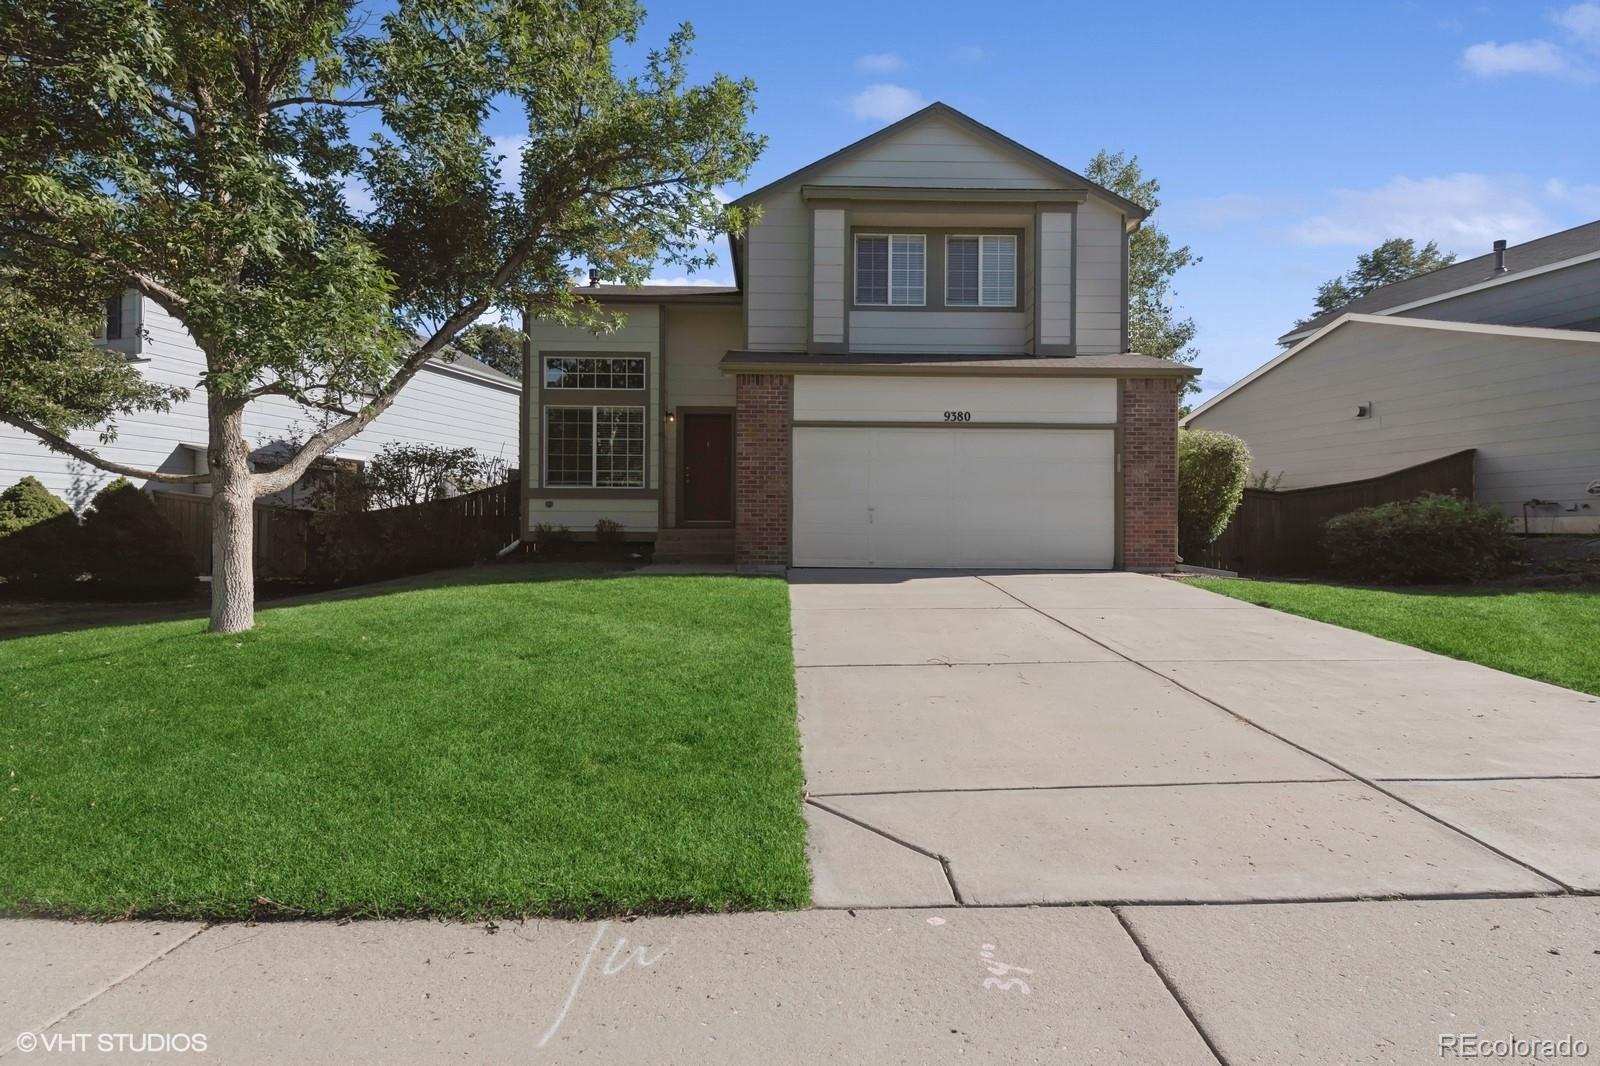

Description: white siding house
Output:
[1186,316,1600,533]
[0,293,522,508]
[1190,221,1600,534]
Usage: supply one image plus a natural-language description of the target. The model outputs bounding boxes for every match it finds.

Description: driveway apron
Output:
[789,570,1591,907]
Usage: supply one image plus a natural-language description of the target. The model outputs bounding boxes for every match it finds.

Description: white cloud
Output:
[641,275,736,287]
[855,52,905,74]
[1461,39,1576,78]
[951,45,988,64]
[1554,2,1600,47]
[847,83,928,122]
[490,134,527,190]
[1290,174,1551,250]
[1545,177,1600,212]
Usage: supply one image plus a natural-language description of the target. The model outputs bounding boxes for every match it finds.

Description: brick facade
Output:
[1120,375,1181,570]
[734,373,793,569]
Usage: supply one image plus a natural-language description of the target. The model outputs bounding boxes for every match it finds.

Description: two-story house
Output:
[522,103,1197,569]
[1186,219,1600,533]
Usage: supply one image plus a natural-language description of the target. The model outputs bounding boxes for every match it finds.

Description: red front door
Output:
[681,412,733,524]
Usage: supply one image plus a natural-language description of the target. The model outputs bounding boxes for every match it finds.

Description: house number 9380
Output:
[943,411,972,422]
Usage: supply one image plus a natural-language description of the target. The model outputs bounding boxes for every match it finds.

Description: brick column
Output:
[734,373,793,570]
[1121,376,1180,570]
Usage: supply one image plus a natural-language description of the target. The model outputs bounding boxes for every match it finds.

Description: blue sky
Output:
[514,0,1600,401]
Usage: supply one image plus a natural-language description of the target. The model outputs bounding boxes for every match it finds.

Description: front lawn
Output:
[1190,578,1600,696]
[0,565,809,919]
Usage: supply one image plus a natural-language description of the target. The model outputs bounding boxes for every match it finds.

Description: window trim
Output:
[541,403,647,490]
[542,354,647,391]
[853,232,927,308]
[846,227,1025,313]
[944,234,1019,309]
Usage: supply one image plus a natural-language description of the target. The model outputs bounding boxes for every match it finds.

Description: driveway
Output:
[791,570,1600,907]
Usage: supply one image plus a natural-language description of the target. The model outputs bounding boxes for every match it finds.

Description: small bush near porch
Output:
[0,566,809,919]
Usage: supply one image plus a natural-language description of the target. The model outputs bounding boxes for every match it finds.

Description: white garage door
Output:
[792,426,1115,569]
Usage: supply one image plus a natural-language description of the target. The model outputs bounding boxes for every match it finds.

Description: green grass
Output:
[0,565,810,920]
[1191,578,1600,696]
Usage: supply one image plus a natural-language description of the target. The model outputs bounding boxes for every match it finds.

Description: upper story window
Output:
[544,355,645,390]
[855,234,925,306]
[104,295,123,340]
[946,235,1017,307]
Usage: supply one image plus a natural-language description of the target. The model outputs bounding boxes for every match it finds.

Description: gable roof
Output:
[729,102,1149,221]
[1281,218,1600,342]
[1186,312,1600,425]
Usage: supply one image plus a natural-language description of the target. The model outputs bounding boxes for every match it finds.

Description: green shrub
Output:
[0,510,85,595]
[1178,430,1251,558]
[594,517,623,544]
[1323,493,1524,584]
[80,479,198,599]
[531,522,573,556]
[0,476,69,535]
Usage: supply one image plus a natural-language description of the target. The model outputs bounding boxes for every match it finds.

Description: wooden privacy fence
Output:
[152,481,520,582]
[152,492,310,580]
[1189,449,1476,575]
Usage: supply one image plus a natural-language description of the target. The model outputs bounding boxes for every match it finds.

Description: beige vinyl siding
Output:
[1186,320,1600,533]
[847,310,1028,354]
[804,113,1061,189]
[526,305,661,533]
[812,209,846,344]
[1401,257,1600,331]
[745,187,810,350]
[1074,199,1123,354]
[0,296,521,509]
[662,306,740,527]
[1038,209,1074,348]
[794,375,1116,423]
[744,113,1070,352]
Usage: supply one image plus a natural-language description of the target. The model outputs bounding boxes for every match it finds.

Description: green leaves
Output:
[1085,150,1200,397]
[1308,237,1458,321]
[0,289,183,440]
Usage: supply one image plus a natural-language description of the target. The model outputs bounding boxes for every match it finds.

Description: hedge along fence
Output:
[1187,449,1477,575]
[152,481,520,585]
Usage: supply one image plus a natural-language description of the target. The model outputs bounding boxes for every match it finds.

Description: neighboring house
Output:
[1185,220,1600,534]
[523,102,1196,570]
[0,290,523,509]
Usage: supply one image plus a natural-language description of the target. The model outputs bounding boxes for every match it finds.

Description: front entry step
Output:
[654,528,734,564]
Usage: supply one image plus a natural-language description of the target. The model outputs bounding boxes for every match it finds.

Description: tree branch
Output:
[251,239,542,496]
[269,95,377,109]
[0,413,210,484]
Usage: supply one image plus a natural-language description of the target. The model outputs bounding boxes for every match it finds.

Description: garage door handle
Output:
[867,505,875,524]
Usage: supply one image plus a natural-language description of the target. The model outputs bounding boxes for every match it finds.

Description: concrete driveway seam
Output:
[805,798,965,903]
[809,778,1345,799]
[1,924,209,1059]
[1112,908,1230,1066]
[971,576,1576,895]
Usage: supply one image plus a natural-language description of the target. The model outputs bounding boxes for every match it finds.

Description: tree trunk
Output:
[208,400,256,633]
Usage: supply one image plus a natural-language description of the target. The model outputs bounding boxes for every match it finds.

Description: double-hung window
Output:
[945,235,1017,307]
[855,234,925,306]
[541,355,646,489]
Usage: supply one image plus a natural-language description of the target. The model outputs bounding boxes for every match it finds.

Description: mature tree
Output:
[1084,150,1200,399]
[1301,237,1457,327]
[451,322,525,379]
[0,0,761,631]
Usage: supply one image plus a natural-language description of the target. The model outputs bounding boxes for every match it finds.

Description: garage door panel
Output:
[793,426,1115,569]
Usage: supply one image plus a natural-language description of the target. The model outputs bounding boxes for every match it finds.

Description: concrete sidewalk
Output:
[6,899,1599,1064]
[792,570,1600,908]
